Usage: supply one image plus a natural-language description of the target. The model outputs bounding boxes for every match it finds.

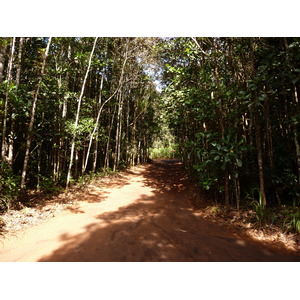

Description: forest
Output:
[0,37,300,234]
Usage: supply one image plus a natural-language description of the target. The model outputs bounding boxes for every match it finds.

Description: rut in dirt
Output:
[1,159,300,262]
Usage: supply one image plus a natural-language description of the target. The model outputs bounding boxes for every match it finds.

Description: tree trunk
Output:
[283,38,300,186]
[37,141,43,191]
[66,37,98,188]
[0,38,8,82]
[1,37,15,163]
[92,134,99,173]
[83,58,125,174]
[112,43,129,172]
[212,39,229,207]
[292,86,300,185]
[250,38,267,206]
[113,91,122,171]
[21,37,52,189]
[15,37,24,87]
[8,37,24,166]
[56,43,71,181]
[104,104,117,170]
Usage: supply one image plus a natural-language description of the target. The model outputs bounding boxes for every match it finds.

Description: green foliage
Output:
[160,37,300,213]
[36,174,61,193]
[283,207,300,233]
[150,146,178,159]
[0,163,21,211]
[0,37,162,214]
[245,187,266,228]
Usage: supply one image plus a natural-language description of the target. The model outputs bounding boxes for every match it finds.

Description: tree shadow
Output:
[38,160,300,262]
[13,170,135,213]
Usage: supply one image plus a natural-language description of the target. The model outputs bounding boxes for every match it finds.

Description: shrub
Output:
[0,162,21,211]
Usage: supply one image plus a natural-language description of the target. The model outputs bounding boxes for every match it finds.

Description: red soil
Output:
[0,159,299,262]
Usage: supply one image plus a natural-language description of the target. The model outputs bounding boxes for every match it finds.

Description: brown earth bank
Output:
[0,159,299,262]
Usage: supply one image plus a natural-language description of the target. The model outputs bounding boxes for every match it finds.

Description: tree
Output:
[160,37,300,209]
[1,37,15,163]
[21,37,52,189]
[66,37,98,188]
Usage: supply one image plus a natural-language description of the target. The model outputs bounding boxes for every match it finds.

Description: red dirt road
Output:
[0,159,299,262]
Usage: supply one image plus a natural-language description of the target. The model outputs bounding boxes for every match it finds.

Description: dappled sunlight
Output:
[1,160,299,262]
[235,239,246,247]
[35,160,300,262]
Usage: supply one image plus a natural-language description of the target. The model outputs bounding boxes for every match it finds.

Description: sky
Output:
[1,1,300,37]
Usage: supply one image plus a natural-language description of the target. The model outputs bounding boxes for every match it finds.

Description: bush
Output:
[283,207,300,234]
[245,187,266,228]
[0,162,21,211]
[36,174,61,193]
[150,146,179,159]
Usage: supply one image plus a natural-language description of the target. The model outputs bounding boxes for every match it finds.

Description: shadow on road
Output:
[38,160,300,262]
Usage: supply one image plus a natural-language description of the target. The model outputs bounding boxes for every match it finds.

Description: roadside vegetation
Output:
[159,37,300,237]
[0,37,161,213]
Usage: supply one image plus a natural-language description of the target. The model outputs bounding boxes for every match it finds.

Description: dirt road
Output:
[0,159,299,262]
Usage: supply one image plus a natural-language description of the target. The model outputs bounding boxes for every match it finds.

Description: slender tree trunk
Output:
[37,141,43,191]
[113,91,122,171]
[228,38,241,210]
[92,134,99,173]
[0,38,8,82]
[254,109,267,206]
[81,141,86,176]
[111,43,129,172]
[83,56,125,174]
[212,40,229,207]
[75,148,79,178]
[56,43,71,181]
[1,37,15,162]
[66,37,98,188]
[116,92,124,168]
[283,38,300,186]
[104,104,117,169]
[292,86,300,185]
[131,100,137,166]
[15,37,24,87]
[8,37,24,166]
[21,37,52,189]
[91,71,105,173]
[125,94,130,166]
[137,140,141,164]
[250,38,267,206]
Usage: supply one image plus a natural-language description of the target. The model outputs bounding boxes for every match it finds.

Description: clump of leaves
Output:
[208,205,221,216]
[0,216,5,232]
[0,195,11,212]
[245,187,266,228]
[0,162,21,212]
[283,207,300,234]
[150,146,179,159]
[36,174,61,194]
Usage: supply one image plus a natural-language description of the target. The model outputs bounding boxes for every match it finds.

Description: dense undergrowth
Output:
[0,164,120,214]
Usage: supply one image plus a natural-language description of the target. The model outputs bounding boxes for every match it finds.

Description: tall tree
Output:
[66,37,98,187]
[1,37,15,163]
[250,38,267,206]
[21,37,52,189]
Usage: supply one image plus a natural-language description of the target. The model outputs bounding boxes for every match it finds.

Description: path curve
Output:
[0,160,299,262]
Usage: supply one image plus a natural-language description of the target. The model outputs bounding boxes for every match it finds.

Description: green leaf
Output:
[291,77,299,85]
[236,158,242,167]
